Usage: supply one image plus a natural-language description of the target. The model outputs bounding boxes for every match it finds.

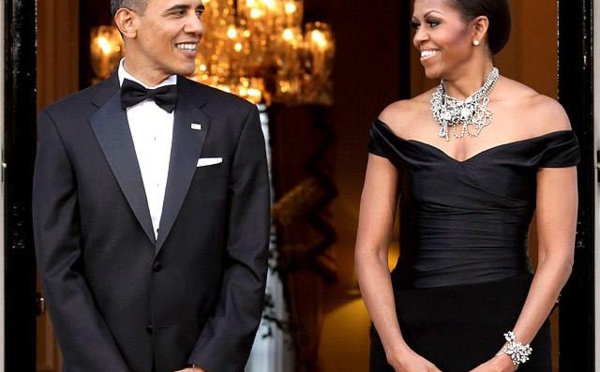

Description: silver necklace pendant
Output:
[430,67,499,141]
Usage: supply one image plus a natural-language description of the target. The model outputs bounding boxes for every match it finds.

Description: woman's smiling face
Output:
[412,0,476,80]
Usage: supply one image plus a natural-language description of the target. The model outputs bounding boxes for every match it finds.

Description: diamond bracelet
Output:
[496,331,533,367]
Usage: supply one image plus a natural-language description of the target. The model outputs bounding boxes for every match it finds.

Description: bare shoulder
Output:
[377,89,433,138]
[497,78,572,136]
[528,94,571,132]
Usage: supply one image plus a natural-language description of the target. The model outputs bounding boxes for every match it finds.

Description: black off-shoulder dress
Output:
[367,119,580,372]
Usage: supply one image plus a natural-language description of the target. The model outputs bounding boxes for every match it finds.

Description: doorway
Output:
[2,0,597,371]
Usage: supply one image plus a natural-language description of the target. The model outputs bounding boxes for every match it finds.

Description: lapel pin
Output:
[191,123,202,131]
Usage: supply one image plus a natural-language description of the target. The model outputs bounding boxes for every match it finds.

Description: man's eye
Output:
[169,9,186,16]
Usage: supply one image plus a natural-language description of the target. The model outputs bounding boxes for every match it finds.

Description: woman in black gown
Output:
[355,0,580,371]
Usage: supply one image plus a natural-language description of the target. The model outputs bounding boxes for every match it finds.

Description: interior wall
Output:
[496,1,558,97]
[37,0,80,110]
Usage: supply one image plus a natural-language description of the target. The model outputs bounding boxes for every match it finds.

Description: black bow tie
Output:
[121,79,178,113]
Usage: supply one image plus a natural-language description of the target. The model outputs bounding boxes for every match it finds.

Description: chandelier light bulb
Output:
[264,0,277,10]
[285,2,297,14]
[227,26,238,39]
[310,30,327,49]
[250,8,263,19]
[282,28,295,42]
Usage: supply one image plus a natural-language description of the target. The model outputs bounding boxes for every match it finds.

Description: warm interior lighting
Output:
[227,25,238,39]
[282,28,295,42]
[89,0,335,105]
[250,8,264,19]
[310,30,327,49]
[285,2,297,14]
[96,36,113,56]
[194,0,335,105]
[90,26,124,82]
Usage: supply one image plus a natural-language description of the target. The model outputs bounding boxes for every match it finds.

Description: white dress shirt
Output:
[118,60,176,239]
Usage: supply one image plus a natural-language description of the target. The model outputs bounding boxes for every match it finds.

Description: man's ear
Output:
[471,16,490,45]
[114,8,137,39]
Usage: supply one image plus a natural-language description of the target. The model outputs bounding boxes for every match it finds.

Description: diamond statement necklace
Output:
[430,67,500,141]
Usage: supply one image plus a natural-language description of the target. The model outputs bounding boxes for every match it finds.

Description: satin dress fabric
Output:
[367,119,580,372]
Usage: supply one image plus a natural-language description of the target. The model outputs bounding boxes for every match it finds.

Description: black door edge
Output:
[4,0,38,371]
[557,0,596,370]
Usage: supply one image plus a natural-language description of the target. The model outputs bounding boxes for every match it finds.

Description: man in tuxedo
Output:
[32,0,270,371]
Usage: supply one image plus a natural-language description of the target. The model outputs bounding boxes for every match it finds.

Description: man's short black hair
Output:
[110,0,148,17]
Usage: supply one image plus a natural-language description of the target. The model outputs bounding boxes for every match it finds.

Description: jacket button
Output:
[145,324,153,334]
[152,261,163,272]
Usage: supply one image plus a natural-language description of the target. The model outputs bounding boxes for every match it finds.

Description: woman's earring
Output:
[473,40,480,46]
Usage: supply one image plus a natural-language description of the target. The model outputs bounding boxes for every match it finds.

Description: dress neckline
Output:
[373,118,574,164]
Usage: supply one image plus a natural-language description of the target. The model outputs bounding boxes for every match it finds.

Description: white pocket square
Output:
[196,157,223,167]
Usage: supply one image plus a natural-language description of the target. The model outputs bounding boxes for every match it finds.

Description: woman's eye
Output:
[427,20,440,28]
[411,19,440,30]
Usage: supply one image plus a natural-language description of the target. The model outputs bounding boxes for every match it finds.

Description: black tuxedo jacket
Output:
[33,74,270,372]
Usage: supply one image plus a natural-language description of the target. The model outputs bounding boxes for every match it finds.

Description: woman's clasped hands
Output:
[389,348,442,372]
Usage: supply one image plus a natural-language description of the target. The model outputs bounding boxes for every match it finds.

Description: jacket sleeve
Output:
[188,104,271,372]
[32,109,129,372]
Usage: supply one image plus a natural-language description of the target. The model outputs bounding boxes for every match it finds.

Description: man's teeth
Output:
[177,43,197,51]
[421,50,437,58]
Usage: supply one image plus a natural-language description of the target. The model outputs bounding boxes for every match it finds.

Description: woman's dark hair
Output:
[449,0,511,55]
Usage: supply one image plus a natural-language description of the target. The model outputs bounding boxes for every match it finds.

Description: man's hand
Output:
[174,367,207,372]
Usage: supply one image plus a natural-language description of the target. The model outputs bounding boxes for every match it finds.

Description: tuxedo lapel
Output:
[89,84,156,244]
[156,83,211,253]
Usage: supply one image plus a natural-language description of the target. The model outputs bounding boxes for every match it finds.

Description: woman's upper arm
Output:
[535,166,578,260]
[355,153,399,258]
[533,95,578,259]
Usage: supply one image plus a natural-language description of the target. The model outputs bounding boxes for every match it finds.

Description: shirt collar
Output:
[117,59,178,88]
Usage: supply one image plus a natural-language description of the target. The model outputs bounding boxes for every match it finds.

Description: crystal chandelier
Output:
[89,1,334,105]
[192,0,335,105]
